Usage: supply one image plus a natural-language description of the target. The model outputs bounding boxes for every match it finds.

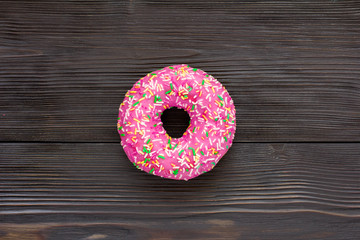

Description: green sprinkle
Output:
[151,73,157,76]
[202,79,205,85]
[144,158,150,163]
[143,93,146,97]
[212,162,216,166]
[156,112,159,116]
[118,126,123,131]
[224,136,228,142]
[193,68,197,71]
[184,94,188,98]
[200,150,204,156]
[206,75,209,77]
[120,133,125,136]
[186,169,189,172]
[149,168,154,174]
[146,139,151,144]
[192,127,196,133]
[215,118,218,121]
[133,101,140,106]
[229,132,231,136]
[128,95,134,98]
[173,169,179,175]
[217,95,224,101]
[168,139,172,149]
[142,146,146,153]
[154,124,157,127]
[170,83,173,90]
[147,115,151,120]
[173,143,178,150]
[187,86,193,92]
[192,105,195,111]
[169,66,174,69]
[158,155,165,159]
[227,113,230,119]
[179,149,185,156]
[223,119,226,122]
[232,120,235,123]
[206,131,209,137]
[174,71,178,75]
[189,147,196,156]
[165,90,171,94]
[226,145,229,149]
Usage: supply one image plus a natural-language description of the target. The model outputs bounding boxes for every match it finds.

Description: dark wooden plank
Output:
[0,143,359,239]
[1,0,360,142]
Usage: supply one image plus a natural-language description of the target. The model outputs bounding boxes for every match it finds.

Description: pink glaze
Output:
[117,64,236,180]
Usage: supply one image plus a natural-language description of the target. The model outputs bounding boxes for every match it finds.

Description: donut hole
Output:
[161,107,190,138]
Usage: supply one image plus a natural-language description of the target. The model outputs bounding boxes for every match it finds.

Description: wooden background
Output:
[1,0,359,239]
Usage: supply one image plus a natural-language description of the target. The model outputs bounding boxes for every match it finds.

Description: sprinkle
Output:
[179,149,185,156]
[206,131,209,137]
[165,90,172,94]
[118,126,123,131]
[147,115,151,120]
[173,143,178,150]
[200,150,205,156]
[193,68,198,71]
[189,147,196,156]
[168,139,172,149]
[202,115,208,121]
[212,87,215,93]
[202,79,205,85]
[120,133,125,136]
[169,66,174,69]
[158,155,165,159]
[149,168,155,174]
[217,95,224,101]
[192,127,196,133]
[224,136,228,142]
[134,118,141,123]
[133,101,140,106]
[170,83,173,90]
[143,93,146,97]
[146,139,151,144]
[173,169,179,175]
[192,104,195,111]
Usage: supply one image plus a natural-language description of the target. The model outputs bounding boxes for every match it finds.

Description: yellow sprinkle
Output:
[202,115,208,121]
[145,163,149,167]
[149,90,154,96]
[185,157,191,162]
[212,87,215,93]
[134,129,137,135]
[130,91,137,93]
[134,118,141,123]
[199,91,202,97]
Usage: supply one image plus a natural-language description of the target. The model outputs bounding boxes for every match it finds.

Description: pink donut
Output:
[117,64,236,180]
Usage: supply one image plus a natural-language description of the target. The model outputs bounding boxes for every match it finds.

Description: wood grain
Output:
[1,143,359,239]
[1,0,360,239]
[1,0,360,142]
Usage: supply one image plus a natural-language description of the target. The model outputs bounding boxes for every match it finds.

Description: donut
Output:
[117,64,236,180]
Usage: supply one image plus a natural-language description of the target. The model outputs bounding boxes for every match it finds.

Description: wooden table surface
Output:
[1,1,359,239]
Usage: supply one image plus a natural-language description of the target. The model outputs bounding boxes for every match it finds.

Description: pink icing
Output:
[118,64,236,180]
